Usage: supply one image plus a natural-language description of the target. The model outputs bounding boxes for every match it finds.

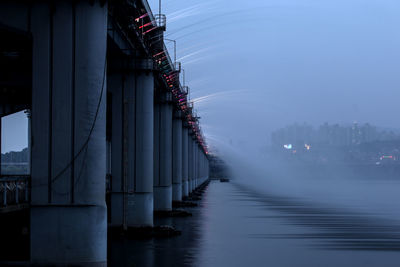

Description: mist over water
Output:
[219,138,400,215]
[211,137,400,253]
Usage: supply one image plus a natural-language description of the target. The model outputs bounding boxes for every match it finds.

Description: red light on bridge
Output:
[135,13,149,22]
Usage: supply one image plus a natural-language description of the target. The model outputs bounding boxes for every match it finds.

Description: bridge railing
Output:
[0,175,30,207]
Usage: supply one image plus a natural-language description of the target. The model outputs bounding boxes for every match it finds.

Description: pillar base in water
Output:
[154,186,172,211]
[172,183,182,201]
[182,180,189,197]
[30,206,107,266]
[109,193,123,227]
[189,180,194,193]
[128,193,153,227]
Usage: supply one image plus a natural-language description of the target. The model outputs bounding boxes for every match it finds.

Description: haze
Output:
[149,0,400,150]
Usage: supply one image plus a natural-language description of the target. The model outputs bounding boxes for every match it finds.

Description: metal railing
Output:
[154,14,166,30]
[0,175,30,207]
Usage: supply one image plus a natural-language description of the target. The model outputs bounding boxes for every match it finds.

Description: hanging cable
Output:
[50,56,107,185]
[32,55,107,190]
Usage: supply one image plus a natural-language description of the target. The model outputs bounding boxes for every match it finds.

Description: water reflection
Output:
[109,180,400,267]
[108,199,204,267]
[235,183,400,251]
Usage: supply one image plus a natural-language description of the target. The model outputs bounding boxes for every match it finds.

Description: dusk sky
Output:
[1,111,28,153]
[149,0,400,151]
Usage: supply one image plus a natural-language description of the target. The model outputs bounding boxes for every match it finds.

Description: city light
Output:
[283,144,292,150]
[380,155,394,160]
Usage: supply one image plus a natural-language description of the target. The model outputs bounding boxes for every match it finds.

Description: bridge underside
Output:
[0,0,210,266]
[0,26,31,117]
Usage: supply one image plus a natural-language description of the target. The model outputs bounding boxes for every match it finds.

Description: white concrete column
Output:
[204,152,208,183]
[192,138,197,191]
[30,1,107,265]
[124,70,138,228]
[199,147,203,184]
[172,110,183,201]
[196,145,198,187]
[200,150,204,184]
[203,151,208,184]
[197,145,200,186]
[153,92,173,211]
[193,142,197,189]
[132,58,154,227]
[188,132,194,193]
[108,66,137,229]
[182,125,189,197]
[201,149,203,184]
[199,150,202,185]
[108,72,124,228]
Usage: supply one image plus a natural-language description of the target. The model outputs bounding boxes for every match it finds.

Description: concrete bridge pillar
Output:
[207,156,210,179]
[188,132,194,193]
[29,1,107,266]
[202,151,208,184]
[197,145,201,186]
[182,125,189,197]
[197,147,200,187]
[198,150,203,185]
[154,92,173,211]
[192,142,196,191]
[130,59,155,227]
[200,152,203,185]
[204,152,208,183]
[194,142,198,189]
[108,70,124,228]
[172,110,183,201]
[200,150,203,185]
[108,58,140,229]
[198,150,202,185]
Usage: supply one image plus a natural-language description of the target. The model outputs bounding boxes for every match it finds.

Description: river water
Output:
[109,178,400,267]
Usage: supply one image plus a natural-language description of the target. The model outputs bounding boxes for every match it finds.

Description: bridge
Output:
[0,0,210,265]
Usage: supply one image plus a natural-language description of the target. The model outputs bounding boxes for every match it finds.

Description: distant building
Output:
[271,122,399,148]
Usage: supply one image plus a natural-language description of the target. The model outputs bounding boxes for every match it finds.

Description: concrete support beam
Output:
[196,146,199,187]
[124,71,137,228]
[204,152,208,183]
[108,72,123,228]
[197,150,204,184]
[188,133,194,193]
[194,142,198,189]
[132,59,154,227]
[153,92,173,211]
[108,66,137,229]
[30,1,108,266]
[172,110,183,201]
[182,126,189,197]
[198,150,202,185]
[198,151,202,185]
[201,151,208,184]
[192,137,197,191]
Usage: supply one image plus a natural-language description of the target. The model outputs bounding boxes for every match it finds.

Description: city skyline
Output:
[271,121,400,148]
